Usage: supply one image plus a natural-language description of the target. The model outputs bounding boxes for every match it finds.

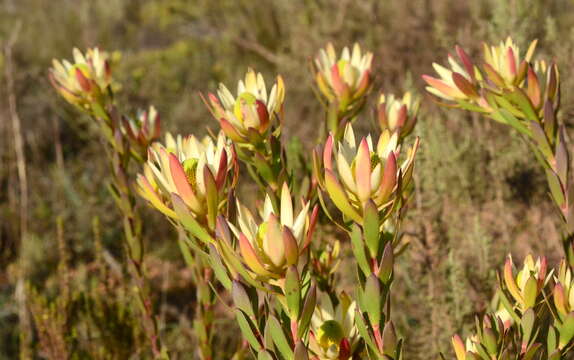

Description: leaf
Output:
[351,225,371,276]
[379,243,394,284]
[232,281,256,320]
[298,285,316,338]
[382,321,397,357]
[235,309,262,351]
[523,275,539,308]
[208,244,232,290]
[285,266,301,319]
[257,350,274,360]
[325,169,362,223]
[559,312,574,349]
[355,309,379,354]
[203,167,219,231]
[521,309,536,346]
[267,316,294,360]
[293,341,309,360]
[172,193,213,244]
[364,274,382,327]
[363,200,380,258]
[452,335,466,360]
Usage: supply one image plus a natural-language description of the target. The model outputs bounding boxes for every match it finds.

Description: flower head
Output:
[122,105,161,155]
[554,260,574,320]
[205,69,285,146]
[136,132,237,231]
[309,292,358,360]
[229,183,318,279]
[314,43,373,108]
[314,123,418,225]
[50,48,114,110]
[482,37,537,88]
[378,92,420,138]
[503,254,547,312]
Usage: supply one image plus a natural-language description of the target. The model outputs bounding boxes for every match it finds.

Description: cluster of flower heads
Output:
[50,43,423,360]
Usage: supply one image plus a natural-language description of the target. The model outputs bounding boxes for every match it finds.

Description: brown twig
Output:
[4,20,31,360]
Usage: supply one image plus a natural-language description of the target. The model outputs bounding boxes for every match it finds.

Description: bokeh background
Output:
[1,0,574,358]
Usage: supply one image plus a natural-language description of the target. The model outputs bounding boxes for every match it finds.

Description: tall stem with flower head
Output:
[425,37,574,360]
[136,131,239,359]
[204,69,289,197]
[313,121,419,359]
[50,48,165,358]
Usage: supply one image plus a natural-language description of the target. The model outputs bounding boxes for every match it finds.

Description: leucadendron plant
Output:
[426,37,574,359]
[46,40,424,359]
[49,48,167,358]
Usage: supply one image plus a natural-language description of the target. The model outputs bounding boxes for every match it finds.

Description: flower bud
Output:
[378,92,419,138]
[122,105,161,156]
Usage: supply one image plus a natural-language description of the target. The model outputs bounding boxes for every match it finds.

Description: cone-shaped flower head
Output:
[314,43,373,107]
[136,132,237,231]
[482,37,537,88]
[314,123,419,225]
[309,292,357,360]
[503,254,547,312]
[378,92,420,138]
[205,69,285,146]
[50,48,114,111]
[122,105,161,152]
[230,183,317,279]
[554,260,574,320]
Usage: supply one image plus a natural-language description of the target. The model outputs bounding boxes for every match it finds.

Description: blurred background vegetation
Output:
[1,0,574,358]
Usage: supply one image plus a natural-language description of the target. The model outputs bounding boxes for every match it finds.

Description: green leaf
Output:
[257,350,274,360]
[235,309,262,351]
[523,275,538,308]
[559,312,574,349]
[548,325,558,352]
[172,194,213,244]
[351,225,371,276]
[363,200,380,259]
[364,274,382,327]
[285,266,301,320]
[232,281,256,320]
[379,243,394,285]
[355,309,379,354]
[521,309,536,347]
[208,244,232,290]
[298,285,316,338]
[507,88,539,122]
[267,316,294,360]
